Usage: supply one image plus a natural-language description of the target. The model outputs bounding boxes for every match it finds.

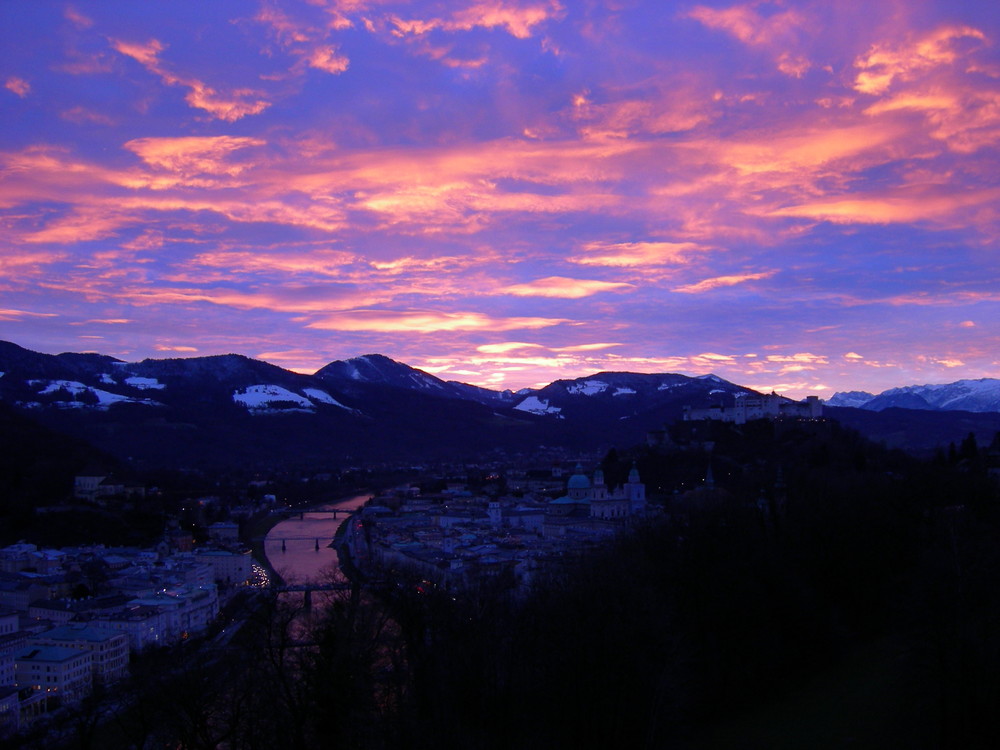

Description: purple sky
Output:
[2,1,998,397]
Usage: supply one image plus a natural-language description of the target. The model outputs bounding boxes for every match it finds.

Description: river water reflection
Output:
[263,493,370,584]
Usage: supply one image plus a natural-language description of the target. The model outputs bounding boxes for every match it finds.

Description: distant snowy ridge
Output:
[828,379,1000,413]
[826,391,876,408]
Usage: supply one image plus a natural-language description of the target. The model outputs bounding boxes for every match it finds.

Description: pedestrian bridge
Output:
[269,507,354,518]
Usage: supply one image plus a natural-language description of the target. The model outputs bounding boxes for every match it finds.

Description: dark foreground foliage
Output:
[14,421,1000,749]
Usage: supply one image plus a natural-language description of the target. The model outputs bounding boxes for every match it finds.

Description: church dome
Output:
[567,464,591,490]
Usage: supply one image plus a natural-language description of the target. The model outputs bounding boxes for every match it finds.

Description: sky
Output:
[1,0,998,398]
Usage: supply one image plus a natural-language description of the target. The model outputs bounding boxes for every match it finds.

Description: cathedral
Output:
[550,463,646,520]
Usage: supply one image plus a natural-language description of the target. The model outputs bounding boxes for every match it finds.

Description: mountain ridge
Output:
[2,340,998,466]
[828,378,1000,413]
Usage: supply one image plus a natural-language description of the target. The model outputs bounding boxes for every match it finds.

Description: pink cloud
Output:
[110,38,271,121]
[767,187,1000,225]
[192,249,357,277]
[499,276,633,298]
[687,2,808,48]
[124,136,266,175]
[308,46,350,73]
[687,1,811,76]
[0,308,58,321]
[64,6,94,29]
[673,271,776,293]
[853,25,987,95]
[452,1,564,39]
[5,77,30,98]
[305,310,569,332]
[255,5,350,75]
[570,241,704,267]
[390,0,563,40]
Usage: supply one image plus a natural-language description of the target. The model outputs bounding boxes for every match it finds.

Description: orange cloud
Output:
[767,187,1000,225]
[864,86,1000,154]
[0,250,67,272]
[110,38,270,121]
[476,342,544,354]
[573,92,713,140]
[308,46,350,73]
[687,2,810,76]
[124,136,266,175]
[452,1,564,39]
[673,271,775,293]
[113,285,388,314]
[192,249,357,277]
[698,121,904,176]
[391,1,563,40]
[853,25,987,95]
[255,5,351,75]
[5,77,30,98]
[305,310,569,332]
[499,276,633,298]
[20,208,136,244]
[0,308,58,321]
[551,343,622,352]
[570,241,704,267]
[687,2,807,48]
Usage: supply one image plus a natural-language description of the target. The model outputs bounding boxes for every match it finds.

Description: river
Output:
[263,492,371,584]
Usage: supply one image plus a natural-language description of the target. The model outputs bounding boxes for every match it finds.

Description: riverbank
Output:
[242,490,372,587]
[243,510,287,586]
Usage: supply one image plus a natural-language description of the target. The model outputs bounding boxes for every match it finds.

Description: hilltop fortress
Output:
[684,391,823,425]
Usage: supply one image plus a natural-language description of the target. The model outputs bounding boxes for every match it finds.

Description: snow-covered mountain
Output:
[0,342,352,416]
[828,379,1000,413]
[316,353,514,406]
[825,391,876,409]
[4,339,996,466]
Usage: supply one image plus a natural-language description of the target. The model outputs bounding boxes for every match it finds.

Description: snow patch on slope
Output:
[31,380,160,409]
[514,396,563,416]
[566,380,608,396]
[125,376,165,390]
[613,387,636,396]
[302,387,353,411]
[233,385,314,413]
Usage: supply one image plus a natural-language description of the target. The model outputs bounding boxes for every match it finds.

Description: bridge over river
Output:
[262,492,370,587]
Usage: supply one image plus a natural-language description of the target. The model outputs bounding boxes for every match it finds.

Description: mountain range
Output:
[1,340,998,469]
[827,380,1000,413]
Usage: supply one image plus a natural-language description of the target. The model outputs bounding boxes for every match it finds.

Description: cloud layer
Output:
[1,0,998,397]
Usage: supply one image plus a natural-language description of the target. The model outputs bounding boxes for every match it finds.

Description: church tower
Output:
[592,468,608,501]
[625,462,646,514]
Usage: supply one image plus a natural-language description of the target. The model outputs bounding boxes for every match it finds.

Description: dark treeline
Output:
[20,419,1000,749]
